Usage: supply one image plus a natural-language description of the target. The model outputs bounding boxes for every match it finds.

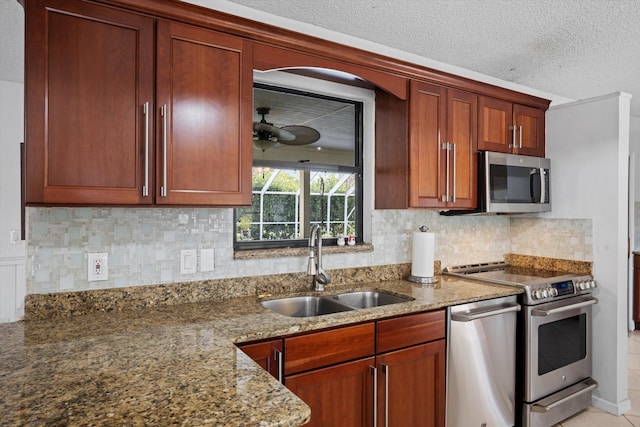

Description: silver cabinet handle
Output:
[509,125,516,149]
[381,363,389,427]
[274,349,283,383]
[519,125,523,148]
[161,104,168,197]
[142,102,150,197]
[442,142,450,202]
[532,297,597,316]
[451,302,520,322]
[451,143,456,202]
[369,365,377,427]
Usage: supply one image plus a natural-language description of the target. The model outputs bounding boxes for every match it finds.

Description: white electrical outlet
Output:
[180,249,197,275]
[88,252,108,281]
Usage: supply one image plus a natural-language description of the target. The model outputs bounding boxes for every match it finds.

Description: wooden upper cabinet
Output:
[155,21,253,206]
[25,1,252,207]
[25,0,154,205]
[409,81,477,209]
[513,103,545,157]
[447,89,478,208]
[478,96,512,153]
[479,96,546,157]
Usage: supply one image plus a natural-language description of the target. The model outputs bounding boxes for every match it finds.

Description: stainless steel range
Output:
[444,262,598,427]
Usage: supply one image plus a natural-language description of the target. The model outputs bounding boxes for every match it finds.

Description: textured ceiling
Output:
[2,0,639,116]
[221,0,640,117]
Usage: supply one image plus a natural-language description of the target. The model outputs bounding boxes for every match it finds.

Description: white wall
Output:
[0,80,26,322]
[546,92,632,415]
[631,117,640,201]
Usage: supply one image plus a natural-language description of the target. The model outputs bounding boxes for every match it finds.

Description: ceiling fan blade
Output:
[280,126,321,145]
[253,122,296,141]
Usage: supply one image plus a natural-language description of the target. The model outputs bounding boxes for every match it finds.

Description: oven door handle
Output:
[451,302,520,322]
[531,297,598,316]
[531,378,598,413]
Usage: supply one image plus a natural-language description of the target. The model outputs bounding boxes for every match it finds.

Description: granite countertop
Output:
[0,275,521,426]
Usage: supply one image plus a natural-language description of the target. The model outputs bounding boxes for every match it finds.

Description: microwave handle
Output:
[529,168,547,203]
[539,168,547,204]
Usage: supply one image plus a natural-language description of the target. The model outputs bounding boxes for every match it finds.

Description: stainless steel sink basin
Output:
[260,296,354,317]
[260,291,413,317]
[329,291,413,309]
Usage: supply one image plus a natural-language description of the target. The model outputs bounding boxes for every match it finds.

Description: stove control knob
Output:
[551,288,558,297]
[589,280,597,289]
[542,289,550,298]
[532,290,542,300]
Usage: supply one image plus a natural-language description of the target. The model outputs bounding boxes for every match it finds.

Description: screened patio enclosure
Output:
[236,167,357,242]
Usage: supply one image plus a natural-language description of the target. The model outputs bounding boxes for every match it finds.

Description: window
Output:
[234,82,363,250]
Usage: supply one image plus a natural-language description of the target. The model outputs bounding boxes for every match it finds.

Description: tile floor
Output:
[553,331,640,426]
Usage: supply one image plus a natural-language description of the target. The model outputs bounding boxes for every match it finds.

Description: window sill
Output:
[234,243,374,260]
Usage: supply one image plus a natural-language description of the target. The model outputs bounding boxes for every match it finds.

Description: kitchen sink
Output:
[260,296,354,317]
[328,291,413,309]
[260,291,413,317]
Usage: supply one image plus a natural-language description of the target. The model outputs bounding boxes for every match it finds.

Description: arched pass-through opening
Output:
[253,43,408,100]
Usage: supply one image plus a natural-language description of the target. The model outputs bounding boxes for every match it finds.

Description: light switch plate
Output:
[180,249,197,275]
[88,252,108,281]
[200,248,215,272]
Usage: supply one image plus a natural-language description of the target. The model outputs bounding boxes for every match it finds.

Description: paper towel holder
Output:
[407,226,439,285]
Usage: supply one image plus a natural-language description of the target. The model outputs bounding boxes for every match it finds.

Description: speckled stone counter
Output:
[1,275,521,427]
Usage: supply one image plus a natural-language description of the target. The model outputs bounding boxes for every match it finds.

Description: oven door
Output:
[524,295,597,402]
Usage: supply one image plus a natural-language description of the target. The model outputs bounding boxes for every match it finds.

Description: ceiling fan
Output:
[253,107,321,151]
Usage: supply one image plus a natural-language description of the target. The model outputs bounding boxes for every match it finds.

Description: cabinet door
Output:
[513,104,545,157]
[238,339,283,381]
[478,96,513,153]
[156,21,253,206]
[446,89,477,209]
[286,357,375,427]
[25,0,154,205]
[409,82,477,209]
[408,81,447,208]
[377,340,446,427]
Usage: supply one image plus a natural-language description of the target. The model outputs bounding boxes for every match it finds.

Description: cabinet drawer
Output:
[376,310,445,353]
[634,254,640,269]
[285,323,375,375]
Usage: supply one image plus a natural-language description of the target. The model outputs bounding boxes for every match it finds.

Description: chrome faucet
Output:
[307,223,330,291]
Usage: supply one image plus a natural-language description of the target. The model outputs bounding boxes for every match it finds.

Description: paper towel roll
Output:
[411,231,435,278]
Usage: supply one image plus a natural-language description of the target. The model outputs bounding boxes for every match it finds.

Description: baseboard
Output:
[591,395,631,416]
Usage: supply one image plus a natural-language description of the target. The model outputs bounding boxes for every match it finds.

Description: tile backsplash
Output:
[26,207,592,294]
[510,217,593,261]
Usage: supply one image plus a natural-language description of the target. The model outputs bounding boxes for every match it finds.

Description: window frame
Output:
[234,82,364,251]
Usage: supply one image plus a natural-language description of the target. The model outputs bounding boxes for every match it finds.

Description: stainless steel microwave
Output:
[442,151,551,215]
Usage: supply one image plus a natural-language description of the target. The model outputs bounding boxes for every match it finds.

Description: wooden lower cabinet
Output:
[377,340,446,427]
[241,310,446,427]
[286,357,375,427]
[238,339,283,380]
